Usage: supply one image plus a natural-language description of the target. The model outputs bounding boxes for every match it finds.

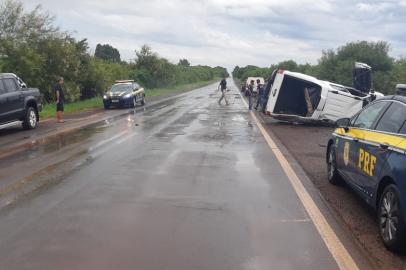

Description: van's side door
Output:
[322,87,364,121]
[2,77,24,121]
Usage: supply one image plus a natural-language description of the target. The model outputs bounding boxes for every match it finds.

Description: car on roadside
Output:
[0,73,42,130]
[103,80,145,109]
[326,95,406,251]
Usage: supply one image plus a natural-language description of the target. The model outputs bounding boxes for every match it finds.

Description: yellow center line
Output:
[236,88,359,270]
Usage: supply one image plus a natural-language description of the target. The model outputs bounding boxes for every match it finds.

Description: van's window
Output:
[376,102,406,134]
[3,78,18,92]
[352,101,389,129]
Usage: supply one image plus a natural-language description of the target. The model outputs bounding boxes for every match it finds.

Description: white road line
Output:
[236,88,359,270]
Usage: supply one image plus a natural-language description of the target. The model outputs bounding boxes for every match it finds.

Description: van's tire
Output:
[327,145,341,185]
[22,106,37,130]
[378,184,406,252]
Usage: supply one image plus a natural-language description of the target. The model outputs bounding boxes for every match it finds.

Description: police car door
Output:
[348,100,392,201]
[354,101,406,202]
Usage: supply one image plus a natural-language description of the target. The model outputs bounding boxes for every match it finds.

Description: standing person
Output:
[246,80,254,110]
[218,76,229,105]
[255,79,264,110]
[54,77,65,123]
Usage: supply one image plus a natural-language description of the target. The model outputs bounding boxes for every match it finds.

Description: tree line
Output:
[0,0,228,103]
[233,41,406,95]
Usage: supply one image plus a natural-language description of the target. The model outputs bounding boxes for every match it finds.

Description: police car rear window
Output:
[376,102,406,134]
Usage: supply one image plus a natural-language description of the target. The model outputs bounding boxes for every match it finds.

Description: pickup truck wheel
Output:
[22,107,37,130]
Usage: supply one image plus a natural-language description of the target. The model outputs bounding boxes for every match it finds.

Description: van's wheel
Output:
[141,95,145,106]
[327,145,341,185]
[378,184,406,252]
[22,107,37,130]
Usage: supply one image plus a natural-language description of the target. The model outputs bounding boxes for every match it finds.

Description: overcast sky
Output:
[23,0,406,70]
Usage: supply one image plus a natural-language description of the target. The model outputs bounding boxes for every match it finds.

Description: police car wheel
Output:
[378,184,406,251]
[327,145,341,185]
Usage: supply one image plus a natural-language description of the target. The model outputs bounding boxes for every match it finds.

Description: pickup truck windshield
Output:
[111,84,132,92]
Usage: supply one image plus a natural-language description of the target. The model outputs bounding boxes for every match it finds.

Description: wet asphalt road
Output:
[0,80,349,270]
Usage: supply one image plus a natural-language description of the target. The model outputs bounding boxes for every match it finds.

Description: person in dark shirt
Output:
[246,80,254,110]
[54,77,65,123]
[255,79,264,110]
[218,76,229,105]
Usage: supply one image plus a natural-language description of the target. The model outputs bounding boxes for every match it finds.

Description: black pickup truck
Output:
[0,73,42,130]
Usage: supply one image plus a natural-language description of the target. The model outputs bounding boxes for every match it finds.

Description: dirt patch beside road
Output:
[261,117,406,269]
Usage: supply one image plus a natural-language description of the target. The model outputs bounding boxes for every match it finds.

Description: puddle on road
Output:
[0,123,110,169]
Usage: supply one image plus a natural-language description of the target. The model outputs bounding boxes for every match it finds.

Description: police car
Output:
[103,80,145,109]
[327,95,406,251]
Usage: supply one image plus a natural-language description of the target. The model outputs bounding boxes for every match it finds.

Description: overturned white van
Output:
[265,65,382,124]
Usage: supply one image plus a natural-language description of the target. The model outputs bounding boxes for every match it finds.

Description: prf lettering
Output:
[358,149,377,177]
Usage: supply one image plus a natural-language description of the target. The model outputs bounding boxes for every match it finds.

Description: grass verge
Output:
[40,97,102,119]
[39,78,220,119]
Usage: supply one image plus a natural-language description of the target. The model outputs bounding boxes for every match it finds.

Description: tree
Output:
[178,59,190,67]
[95,43,121,62]
[317,41,394,93]
[0,1,228,102]
[232,41,397,95]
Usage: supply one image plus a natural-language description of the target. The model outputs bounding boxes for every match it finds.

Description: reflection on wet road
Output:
[0,80,343,269]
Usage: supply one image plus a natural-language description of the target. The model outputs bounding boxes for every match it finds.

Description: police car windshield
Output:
[111,84,132,92]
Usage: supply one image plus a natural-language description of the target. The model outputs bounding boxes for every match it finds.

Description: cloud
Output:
[23,0,406,70]
[355,2,398,13]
